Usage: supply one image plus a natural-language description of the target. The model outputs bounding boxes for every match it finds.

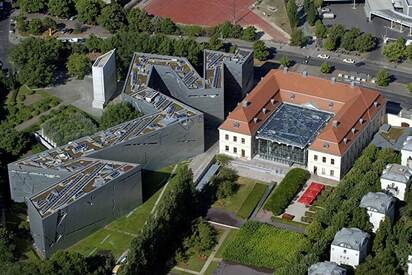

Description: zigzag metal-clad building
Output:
[6,48,254,258]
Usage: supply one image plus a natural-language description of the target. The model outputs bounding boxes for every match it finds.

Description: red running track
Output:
[145,0,289,43]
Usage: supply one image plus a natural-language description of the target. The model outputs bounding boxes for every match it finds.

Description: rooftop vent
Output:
[343,138,348,144]
[331,77,336,84]
[302,71,308,77]
[374,101,378,107]
[359,118,364,124]
[323,142,329,149]
[242,100,249,107]
[351,127,356,134]
[290,94,295,99]
[253,117,258,123]
[262,108,267,114]
[270,98,275,105]
[329,101,334,107]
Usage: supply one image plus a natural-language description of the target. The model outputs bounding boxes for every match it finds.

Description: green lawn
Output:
[221,222,305,270]
[69,166,174,258]
[204,261,220,275]
[215,229,238,258]
[212,178,267,218]
[237,183,267,219]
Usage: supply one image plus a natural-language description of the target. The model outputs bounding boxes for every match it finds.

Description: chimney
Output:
[302,71,308,77]
[283,67,288,74]
[270,98,275,105]
[242,100,249,107]
[253,117,258,123]
[331,77,336,84]
[332,120,339,128]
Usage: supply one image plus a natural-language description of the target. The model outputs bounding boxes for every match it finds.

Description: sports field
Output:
[144,0,289,42]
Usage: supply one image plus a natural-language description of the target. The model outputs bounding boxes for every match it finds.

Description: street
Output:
[0,8,11,69]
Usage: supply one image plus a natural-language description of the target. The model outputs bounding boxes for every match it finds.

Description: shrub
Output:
[264,168,310,215]
[100,102,141,129]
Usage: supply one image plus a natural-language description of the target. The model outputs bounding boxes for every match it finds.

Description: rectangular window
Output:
[330,170,334,176]
[233,147,237,154]
[321,168,325,175]
[331,158,335,165]
[233,136,237,142]
[241,138,245,144]
[314,155,318,161]
[322,157,326,163]
[225,134,229,140]
[225,146,229,152]
[241,149,245,157]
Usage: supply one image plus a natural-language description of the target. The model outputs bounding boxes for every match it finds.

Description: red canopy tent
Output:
[298,182,325,206]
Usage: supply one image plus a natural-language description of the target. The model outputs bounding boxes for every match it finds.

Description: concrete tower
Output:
[92,49,117,109]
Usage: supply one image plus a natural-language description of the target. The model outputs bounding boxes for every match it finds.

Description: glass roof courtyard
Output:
[256,103,332,149]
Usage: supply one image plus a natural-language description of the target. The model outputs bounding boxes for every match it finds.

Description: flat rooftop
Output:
[256,104,332,148]
[30,159,138,217]
[93,49,115,68]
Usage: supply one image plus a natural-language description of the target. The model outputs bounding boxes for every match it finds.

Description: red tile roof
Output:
[219,70,385,156]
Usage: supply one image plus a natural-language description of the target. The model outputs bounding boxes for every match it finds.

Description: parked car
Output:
[69,16,77,21]
[343,58,355,64]
[320,7,331,13]
[322,13,335,19]
[317,54,330,59]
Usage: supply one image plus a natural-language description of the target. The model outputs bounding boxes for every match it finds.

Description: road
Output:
[0,8,11,69]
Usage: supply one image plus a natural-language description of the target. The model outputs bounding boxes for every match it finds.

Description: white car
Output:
[343,58,355,64]
[320,7,331,13]
[317,54,330,59]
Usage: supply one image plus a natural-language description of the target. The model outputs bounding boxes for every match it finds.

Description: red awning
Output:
[298,182,325,205]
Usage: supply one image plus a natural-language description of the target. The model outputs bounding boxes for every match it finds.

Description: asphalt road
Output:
[0,12,11,69]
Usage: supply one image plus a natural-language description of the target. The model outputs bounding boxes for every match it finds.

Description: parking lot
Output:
[323,3,408,39]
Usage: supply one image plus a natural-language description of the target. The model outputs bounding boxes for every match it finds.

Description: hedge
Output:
[263,168,310,215]
[237,183,267,220]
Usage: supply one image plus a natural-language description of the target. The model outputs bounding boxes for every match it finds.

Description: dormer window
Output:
[351,128,356,134]
[323,143,329,149]
[233,121,240,128]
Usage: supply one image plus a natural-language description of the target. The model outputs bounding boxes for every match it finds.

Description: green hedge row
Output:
[263,168,310,215]
[237,183,267,220]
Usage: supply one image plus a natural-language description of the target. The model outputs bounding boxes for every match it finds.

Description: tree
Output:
[0,123,29,156]
[354,33,375,52]
[66,53,90,80]
[42,251,90,274]
[323,36,337,51]
[315,20,327,38]
[242,26,257,41]
[405,44,412,61]
[184,218,217,257]
[42,17,57,31]
[287,0,299,28]
[253,40,269,61]
[375,69,391,87]
[383,39,405,62]
[48,0,75,18]
[314,0,323,8]
[306,1,317,26]
[17,0,47,13]
[159,17,176,34]
[215,154,232,167]
[372,218,392,253]
[290,29,305,47]
[279,56,290,68]
[305,220,323,241]
[76,0,101,25]
[208,34,224,51]
[11,37,63,87]
[85,34,104,52]
[341,28,360,51]
[98,3,126,33]
[320,62,331,74]
[27,18,44,35]
[16,14,27,33]
[349,207,372,233]
[407,83,412,93]
[100,102,141,129]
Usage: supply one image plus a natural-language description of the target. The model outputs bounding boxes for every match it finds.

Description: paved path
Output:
[207,208,244,228]
[249,183,274,219]
[252,209,305,234]
[199,229,230,274]
[214,261,273,275]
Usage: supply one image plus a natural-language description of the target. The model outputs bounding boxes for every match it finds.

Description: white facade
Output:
[330,228,369,268]
[401,137,412,167]
[360,192,395,233]
[219,129,253,159]
[92,49,117,109]
[307,150,341,181]
[387,113,412,128]
[367,211,387,232]
[381,164,411,201]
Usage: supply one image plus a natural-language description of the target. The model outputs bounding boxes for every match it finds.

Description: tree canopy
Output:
[17,0,47,13]
[48,0,75,18]
[97,3,127,33]
[67,53,91,80]
[76,0,101,25]
[253,40,269,61]
[100,102,141,129]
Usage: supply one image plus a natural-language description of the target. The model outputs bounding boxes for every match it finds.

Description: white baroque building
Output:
[330,228,369,268]
[359,192,395,232]
[381,163,411,201]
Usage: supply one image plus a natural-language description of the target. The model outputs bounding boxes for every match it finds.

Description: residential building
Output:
[401,136,412,167]
[308,261,346,275]
[386,108,412,127]
[360,192,396,232]
[381,163,411,201]
[330,227,370,268]
[92,49,117,109]
[219,70,385,181]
